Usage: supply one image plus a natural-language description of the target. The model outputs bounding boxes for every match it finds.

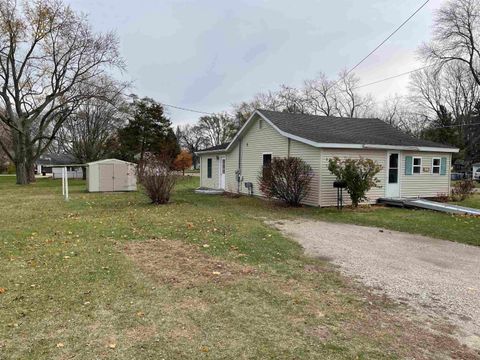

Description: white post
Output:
[62,167,65,196]
[65,167,69,201]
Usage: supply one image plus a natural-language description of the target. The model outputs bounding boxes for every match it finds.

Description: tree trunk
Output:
[82,166,87,180]
[13,129,35,185]
[15,158,29,185]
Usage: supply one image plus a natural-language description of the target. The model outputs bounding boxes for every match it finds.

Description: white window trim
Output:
[432,157,441,175]
[412,156,422,175]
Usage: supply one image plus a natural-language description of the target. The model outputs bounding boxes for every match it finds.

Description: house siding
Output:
[199,156,219,189]
[238,116,288,196]
[289,139,321,206]
[319,148,387,207]
[225,144,239,193]
[198,115,453,207]
[400,151,451,198]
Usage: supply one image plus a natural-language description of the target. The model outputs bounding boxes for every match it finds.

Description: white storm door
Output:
[219,157,226,189]
[386,152,400,198]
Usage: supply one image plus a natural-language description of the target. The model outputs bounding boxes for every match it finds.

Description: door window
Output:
[222,158,225,174]
[388,153,399,184]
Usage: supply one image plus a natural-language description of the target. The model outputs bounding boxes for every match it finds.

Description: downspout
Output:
[237,138,242,193]
[287,138,291,158]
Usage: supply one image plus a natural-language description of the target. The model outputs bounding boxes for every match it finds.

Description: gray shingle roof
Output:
[36,153,76,165]
[199,143,230,152]
[258,109,456,149]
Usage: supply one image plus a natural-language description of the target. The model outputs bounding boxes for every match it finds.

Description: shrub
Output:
[328,157,382,207]
[138,154,177,204]
[173,150,193,175]
[451,179,476,201]
[434,193,450,203]
[258,157,313,206]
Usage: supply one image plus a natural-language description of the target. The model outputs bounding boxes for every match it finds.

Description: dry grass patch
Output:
[123,239,258,288]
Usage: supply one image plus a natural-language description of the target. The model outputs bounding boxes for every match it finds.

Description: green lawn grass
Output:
[0,176,477,359]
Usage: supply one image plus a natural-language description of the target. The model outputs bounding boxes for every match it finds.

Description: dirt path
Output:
[268,219,480,350]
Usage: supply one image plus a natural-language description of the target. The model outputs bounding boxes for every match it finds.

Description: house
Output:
[196,109,459,207]
[35,153,84,179]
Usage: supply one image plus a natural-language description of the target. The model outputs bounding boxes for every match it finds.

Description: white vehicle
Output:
[474,168,480,181]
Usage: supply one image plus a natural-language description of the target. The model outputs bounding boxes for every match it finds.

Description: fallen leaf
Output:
[0,288,6,294]
[56,343,64,348]
[212,271,221,275]
[108,343,116,349]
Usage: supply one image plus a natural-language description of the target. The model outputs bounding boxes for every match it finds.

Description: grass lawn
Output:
[0,176,478,359]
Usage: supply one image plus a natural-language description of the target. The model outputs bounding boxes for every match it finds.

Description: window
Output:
[413,157,422,174]
[207,158,212,178]
[262,153,272,167]
[432,158,441,174]
[221,158,225,174]
[258,119,263,129]
[388,153,399,184]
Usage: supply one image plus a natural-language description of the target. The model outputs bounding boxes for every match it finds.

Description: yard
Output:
[0,176,479,359]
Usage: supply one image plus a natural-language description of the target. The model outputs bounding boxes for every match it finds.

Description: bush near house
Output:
[259,157,313,207]
[138,154,177,204]
[328,157,382,207]
[451,179,476,201]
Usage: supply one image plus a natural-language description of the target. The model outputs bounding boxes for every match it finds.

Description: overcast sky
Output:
[67,0,445,125]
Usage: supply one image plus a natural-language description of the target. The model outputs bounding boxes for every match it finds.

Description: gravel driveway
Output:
[268,219,480,349]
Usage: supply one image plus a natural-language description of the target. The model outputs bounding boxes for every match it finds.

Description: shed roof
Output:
[87,159,135,166]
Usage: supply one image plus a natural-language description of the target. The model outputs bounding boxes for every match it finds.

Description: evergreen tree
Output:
[116,97,179,162]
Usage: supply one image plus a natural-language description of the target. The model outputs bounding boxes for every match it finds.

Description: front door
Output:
[386,152,400,198]
[219,157,226,189]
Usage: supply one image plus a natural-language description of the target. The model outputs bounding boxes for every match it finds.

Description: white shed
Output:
[86,159,137,192]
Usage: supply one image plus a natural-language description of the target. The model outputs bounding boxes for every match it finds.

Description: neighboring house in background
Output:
[473,163,480,181]
[35,153,83,179]
[196,109,459,207]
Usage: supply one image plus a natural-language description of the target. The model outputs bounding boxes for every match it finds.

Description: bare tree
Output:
[0,121,11,171]
[0,0,124,184]
[277,85,307,113]
[197,113,236,146]
[56,78,126,178]
[303,73,337,116]
[378,95,425,135]
[421,0,480,86]
[335,71,375,118]
[176,124,208,169]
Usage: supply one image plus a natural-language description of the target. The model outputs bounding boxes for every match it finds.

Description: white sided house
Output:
[196,110,459,207]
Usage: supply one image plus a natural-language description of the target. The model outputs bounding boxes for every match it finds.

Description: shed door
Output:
[99,164,114,192]
[113,163,128,191]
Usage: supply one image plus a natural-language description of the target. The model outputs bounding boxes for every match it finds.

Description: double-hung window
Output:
[432,158,441,174]
[412,157,422,174]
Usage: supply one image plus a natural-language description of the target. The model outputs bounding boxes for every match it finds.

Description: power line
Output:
[159,1,431,116]
[354,65,432,90]
[160,102,214,115]
[341,0,430,80]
